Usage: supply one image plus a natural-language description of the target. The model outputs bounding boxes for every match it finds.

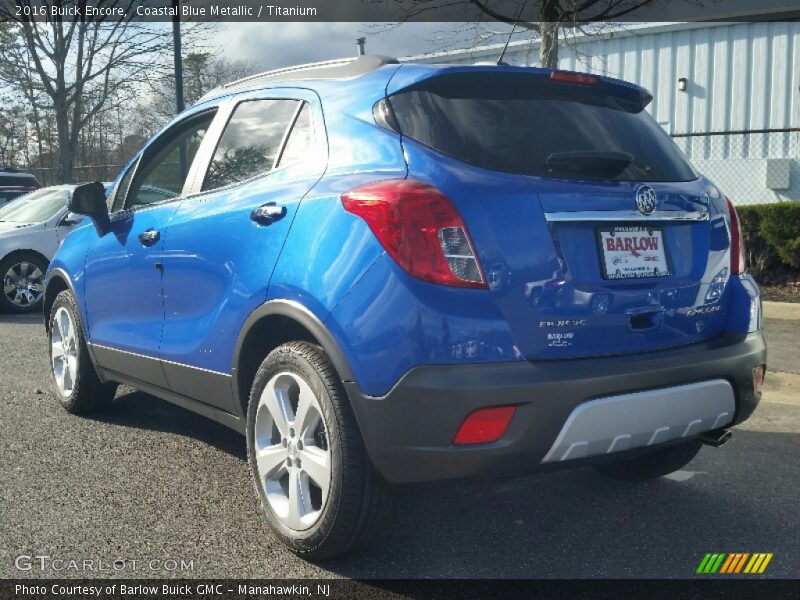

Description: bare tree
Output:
[0,1,191,183]
[386,0,660,68]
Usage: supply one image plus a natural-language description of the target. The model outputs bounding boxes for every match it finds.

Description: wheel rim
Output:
[254,371,331,531]
[3,261,44,307]
[51,307,79,397]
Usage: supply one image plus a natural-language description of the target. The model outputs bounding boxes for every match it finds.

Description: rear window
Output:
[386,72,696,182]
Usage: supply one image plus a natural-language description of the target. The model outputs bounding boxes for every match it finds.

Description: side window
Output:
[124,112,215,210]
[202,99,299,191]
[275,103,314,169]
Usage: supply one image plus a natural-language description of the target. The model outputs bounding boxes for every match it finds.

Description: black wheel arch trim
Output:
[232,299,355,411]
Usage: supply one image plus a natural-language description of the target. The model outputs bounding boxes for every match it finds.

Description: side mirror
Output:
[59,212,83,227]
[69,182,109,235]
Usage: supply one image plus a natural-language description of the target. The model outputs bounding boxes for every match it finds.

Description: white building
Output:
[403,22,800,205]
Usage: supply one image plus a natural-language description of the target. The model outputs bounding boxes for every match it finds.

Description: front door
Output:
[83,109,218,387]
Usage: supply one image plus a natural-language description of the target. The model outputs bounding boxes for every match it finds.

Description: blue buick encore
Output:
[45,56,766,558]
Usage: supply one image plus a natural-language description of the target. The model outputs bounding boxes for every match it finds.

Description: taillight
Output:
[342,179,486,288]
[453,406,516,445]
[725,196,747,274]
[549,70,598,85]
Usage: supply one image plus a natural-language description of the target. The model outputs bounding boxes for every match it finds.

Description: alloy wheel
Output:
[253,371,331,531]
[51,307,79,397]
[3,261,44,308]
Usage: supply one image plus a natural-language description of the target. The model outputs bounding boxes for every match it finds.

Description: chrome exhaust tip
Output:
[699,429,732,448]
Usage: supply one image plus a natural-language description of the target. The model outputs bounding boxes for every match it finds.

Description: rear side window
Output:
[203,99,300,191]
[386,72,696,182]
[0,173,38,187]
[275,103,314,169]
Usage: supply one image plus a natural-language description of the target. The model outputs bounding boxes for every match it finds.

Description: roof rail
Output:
[199,55,399,102]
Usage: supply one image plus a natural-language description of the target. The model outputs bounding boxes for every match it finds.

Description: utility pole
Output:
[172,0,186,179]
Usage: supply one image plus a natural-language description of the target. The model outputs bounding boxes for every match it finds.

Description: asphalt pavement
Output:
[0,310,798,579]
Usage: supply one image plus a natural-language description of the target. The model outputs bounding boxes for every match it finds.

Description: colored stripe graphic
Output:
[698,552,773,574]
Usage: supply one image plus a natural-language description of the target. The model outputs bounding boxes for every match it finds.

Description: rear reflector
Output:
[453,406,516,445]
[549,70,598,85]
[342,179,486,288]
[725,196,747,274]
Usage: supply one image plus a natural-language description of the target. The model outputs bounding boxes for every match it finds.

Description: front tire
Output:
[48,290,117,414]
[0,252,47,313]
[246,341,390,559]
[593,439,703,480]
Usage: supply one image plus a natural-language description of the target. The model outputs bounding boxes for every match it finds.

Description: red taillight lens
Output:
[725,196,747,274]
[342,179,486,288]
[549,70,598,85]
[453,406,516,445]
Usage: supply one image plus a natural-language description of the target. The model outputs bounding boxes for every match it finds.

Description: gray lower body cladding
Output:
[346,332,766,484]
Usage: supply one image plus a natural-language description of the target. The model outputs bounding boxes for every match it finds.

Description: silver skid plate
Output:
[542,379,735,463]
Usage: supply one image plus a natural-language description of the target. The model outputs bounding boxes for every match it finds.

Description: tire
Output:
[0,251,48,313]
[593,439,703,481]
[246,341,390,559]
[48,290,117,414]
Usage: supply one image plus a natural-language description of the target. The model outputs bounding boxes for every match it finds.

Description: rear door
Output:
[159,89,326,411]
[387,68,732,360]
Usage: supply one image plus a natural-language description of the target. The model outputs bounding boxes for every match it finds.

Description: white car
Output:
[0,185,100,313]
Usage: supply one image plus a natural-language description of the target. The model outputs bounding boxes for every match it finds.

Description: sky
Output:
[213,22,521,70]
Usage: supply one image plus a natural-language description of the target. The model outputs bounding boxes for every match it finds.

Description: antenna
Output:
[498,0,529,65]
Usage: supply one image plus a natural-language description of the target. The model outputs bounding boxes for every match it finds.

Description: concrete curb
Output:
[763,301,800,321]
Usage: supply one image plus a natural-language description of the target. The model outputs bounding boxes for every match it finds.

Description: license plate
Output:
[597,226,670,280]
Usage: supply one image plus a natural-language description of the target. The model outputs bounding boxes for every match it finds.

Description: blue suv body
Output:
[44,56,766,558]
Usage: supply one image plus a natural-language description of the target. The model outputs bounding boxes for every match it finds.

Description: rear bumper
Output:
[346,332,766,484]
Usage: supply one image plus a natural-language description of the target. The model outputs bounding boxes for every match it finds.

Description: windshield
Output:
[0,188,68,223]
[387,72,697,182]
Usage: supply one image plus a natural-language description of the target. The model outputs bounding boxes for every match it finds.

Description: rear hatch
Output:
[386,67,733,360]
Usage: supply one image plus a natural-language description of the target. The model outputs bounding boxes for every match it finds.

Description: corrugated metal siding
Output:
[408,23,800,203]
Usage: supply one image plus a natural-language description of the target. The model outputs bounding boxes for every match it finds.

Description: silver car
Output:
[0,185,90,313]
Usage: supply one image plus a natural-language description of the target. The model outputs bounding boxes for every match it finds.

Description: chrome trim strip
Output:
[89,343,232,377]
[544,210,709,222]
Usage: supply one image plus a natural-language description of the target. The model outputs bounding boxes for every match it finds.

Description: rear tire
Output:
[246,341,390,559]
[48,290,117,414]
[0,252,47,313]
[593,439,703,480]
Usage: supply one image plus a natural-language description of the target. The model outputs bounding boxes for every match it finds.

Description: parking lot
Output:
[1,307,798,579]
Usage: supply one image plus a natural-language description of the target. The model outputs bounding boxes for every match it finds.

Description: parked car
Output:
[44,57,766,559]
[0,167,41,206]
[0,184,111,313]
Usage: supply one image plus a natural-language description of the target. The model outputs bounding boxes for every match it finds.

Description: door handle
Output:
[250,202,287,226]
[138,229,161,247]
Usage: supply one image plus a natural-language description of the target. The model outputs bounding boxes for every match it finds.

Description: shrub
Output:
[757,204,800,269]
[736,203,800,280]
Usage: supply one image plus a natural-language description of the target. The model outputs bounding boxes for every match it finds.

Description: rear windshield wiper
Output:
[545,151,634,179]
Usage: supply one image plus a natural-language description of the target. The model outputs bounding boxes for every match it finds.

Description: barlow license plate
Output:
[598,226,670,280]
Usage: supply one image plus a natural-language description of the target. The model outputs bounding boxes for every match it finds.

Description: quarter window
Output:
[202,99,300,191]
[276,103,314,169]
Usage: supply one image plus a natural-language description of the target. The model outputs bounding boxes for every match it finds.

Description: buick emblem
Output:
[635,185,657,215]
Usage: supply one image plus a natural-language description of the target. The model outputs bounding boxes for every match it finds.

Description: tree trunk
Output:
[539,21,559,69]
[54,104,73,184]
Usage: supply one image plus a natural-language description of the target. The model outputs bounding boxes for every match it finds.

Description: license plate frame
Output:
[596,225,671,280]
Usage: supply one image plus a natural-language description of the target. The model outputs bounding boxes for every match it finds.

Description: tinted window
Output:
[387,73,696,182]
[0,173,39,187]
[203,99,299,191]
[276,103,313,168]
[125,112,214,210]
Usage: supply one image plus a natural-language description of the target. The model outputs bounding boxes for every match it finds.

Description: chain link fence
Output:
[28,164,124,187]
[671,128,800,205]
